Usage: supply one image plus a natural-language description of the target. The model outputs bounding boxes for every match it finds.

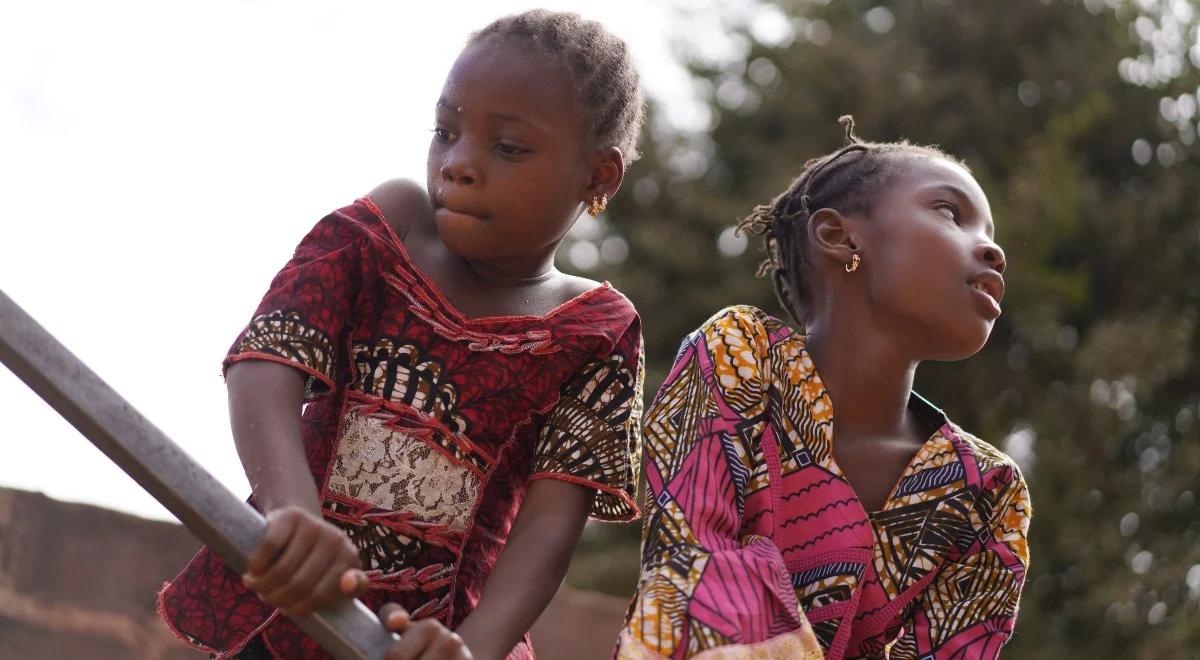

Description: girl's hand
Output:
[380,604,473,660]
[242,505,366,616]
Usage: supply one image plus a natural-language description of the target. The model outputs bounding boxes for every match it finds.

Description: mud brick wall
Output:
[0,488,626,659]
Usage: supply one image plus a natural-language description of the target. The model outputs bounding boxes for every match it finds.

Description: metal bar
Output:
[0,289,398,659]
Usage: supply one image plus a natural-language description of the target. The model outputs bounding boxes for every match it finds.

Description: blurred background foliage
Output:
[557,0,1200,657]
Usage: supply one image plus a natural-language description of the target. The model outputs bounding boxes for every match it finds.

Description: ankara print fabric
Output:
[532,337,645,520]
[158,198,643,660]
[619,306,1031,660]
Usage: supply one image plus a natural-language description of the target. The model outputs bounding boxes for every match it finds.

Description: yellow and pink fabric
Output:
[620,306,1031,660]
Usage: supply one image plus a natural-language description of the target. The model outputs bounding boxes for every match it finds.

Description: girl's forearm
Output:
[226,360,319,514]
[454,479,594,660]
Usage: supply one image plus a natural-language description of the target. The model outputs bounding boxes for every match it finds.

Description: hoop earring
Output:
[845,253,861,273]
[587,194,608,217]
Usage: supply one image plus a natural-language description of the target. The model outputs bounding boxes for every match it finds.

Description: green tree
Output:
[563,1,1200,657]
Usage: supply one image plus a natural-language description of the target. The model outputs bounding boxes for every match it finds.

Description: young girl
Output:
[618,118,1032,660]
[158,11,647,660]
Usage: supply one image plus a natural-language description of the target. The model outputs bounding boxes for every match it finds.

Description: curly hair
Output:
[469,10,645,163]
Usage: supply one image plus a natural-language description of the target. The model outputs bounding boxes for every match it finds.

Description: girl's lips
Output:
[431,190,489,221]
[968,270,1005,304]
[969,284,1002,319]
[434,206,489,222]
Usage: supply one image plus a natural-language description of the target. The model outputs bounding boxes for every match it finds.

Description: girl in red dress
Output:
[160,10,646,660]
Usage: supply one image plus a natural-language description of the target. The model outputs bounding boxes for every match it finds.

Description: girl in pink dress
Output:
[620,118,1031,660]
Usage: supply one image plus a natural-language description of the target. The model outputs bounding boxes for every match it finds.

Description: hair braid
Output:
[737,115,966,328]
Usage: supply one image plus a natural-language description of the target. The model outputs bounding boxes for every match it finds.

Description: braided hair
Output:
[469,10,645,163]
[737,115,966,328]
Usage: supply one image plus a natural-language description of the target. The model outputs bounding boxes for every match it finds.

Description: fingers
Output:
[246,508,297,576]
[388,619,472,660]
[385,619,434,660]
[380,603,411,633]
[275,542,337,616]
[285,544,363,616]
[243,507,363,613]
[427,629,472,660]
[340,569,369,598]
[245,521,314,599]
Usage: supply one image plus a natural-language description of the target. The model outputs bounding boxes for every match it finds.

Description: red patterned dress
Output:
[158,197,644,659]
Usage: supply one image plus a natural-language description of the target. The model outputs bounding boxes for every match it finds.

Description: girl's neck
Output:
[462,254,559,287]
[418,217,562,289]
[804,318,919,440]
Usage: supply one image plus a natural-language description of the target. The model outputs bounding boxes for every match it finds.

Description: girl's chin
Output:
[435,223,502,260]
[925,321,993,362]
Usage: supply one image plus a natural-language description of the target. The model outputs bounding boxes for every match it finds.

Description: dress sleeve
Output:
[618,307,824,660]
[223,206,380,399]
[890,471,1032,660]
[529,317,645,522]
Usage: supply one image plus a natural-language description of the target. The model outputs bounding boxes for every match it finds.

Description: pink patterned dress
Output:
[619,306,1031,660]
[158,197,644,659]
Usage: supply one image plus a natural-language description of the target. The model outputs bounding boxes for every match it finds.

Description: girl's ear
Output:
[808,207,857,266]
[584,147,625,200]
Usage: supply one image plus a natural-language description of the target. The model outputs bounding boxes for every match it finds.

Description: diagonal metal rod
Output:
[0,288,398,659]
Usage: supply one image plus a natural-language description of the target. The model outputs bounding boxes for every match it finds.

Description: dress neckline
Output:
[360,196,614,326]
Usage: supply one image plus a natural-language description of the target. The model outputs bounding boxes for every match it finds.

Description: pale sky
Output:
[0,0,756,521]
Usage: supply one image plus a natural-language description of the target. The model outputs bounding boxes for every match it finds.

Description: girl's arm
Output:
[228,360,365,617]
[618,307,824,660]
[215,203,386,618]
[453,479,594,660]
[227,360,316,513]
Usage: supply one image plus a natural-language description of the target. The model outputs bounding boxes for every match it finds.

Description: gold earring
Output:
[587,194,608,217]
[845,253,861,273]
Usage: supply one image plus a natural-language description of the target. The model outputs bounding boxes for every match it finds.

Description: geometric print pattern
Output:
[532,349,644,520]
[350,338,469,434]
[236,309,336,397]
[621,306,1031,660]
[160,197,645,659]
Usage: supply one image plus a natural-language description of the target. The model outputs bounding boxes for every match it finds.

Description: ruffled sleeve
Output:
[618,306,824,659]
[223,204,384,399]
[530,315,645,522]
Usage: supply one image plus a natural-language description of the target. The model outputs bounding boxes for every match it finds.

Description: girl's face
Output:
[851,157,1006,361]
[427,41,597,262]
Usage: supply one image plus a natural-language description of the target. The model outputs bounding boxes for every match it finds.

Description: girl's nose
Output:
[440,151,479,186]
[976,241,1006,274]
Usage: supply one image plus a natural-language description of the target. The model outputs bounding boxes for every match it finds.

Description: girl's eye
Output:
[934,201,962,225]
[495,142,530,157]
[432,127,455,142]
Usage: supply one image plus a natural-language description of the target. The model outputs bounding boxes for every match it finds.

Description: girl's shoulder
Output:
[548,276,640,344]
[554,271,605,301]
[941,422,1031,516]
[690,304,796,356]
[551,272,623,315]
[364,178,432,241]
[292,195,399,259]
[669,306,797,402]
